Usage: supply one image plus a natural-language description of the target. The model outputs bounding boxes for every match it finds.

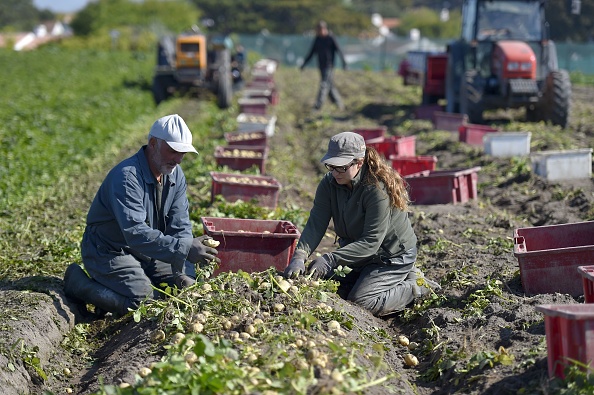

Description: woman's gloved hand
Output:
[284,257,305,278]
[307,253,336,280]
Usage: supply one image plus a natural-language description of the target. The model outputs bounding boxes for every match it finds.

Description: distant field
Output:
[0,48,155,208]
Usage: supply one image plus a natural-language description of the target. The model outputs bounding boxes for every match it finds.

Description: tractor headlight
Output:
[520,62,532,71]
[507,62,519,71]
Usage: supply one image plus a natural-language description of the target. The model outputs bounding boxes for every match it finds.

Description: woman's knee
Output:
[348,284,415,316]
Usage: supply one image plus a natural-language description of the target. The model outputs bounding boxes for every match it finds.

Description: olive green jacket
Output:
[295,164,417,269]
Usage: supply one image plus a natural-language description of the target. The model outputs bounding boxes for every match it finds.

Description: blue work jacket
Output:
[81,146,193,268]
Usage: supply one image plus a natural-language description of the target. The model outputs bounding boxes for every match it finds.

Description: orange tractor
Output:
[418,0,572,127]
[152,28,243,108]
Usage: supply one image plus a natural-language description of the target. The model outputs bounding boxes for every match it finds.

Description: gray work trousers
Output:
[315,67,343,109]
[83,247,195,311]
[336,246,419,316]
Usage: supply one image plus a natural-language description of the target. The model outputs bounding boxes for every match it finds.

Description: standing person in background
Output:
[284,132,440,317]
[300,20,347,111]
[63,114,220,318]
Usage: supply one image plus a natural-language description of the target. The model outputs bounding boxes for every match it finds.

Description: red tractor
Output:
[439,0,571,127]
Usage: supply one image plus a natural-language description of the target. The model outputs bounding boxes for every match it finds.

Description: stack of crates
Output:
[515,220,594,378]
[208,58,294,276]
[353,127,430,176]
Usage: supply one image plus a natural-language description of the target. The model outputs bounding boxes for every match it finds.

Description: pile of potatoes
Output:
[223,176,273,185]
[227,132,265,142]
[220,148,263,158]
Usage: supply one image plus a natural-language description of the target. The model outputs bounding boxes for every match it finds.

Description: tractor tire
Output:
[217,50,233,109]
[152,75,173,105]
[545,70,571,128]
[445,41,464,113]
[459,71,483,124]
[525,104,545,123]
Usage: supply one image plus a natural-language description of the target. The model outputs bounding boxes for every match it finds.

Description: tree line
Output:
[1,0,591,42]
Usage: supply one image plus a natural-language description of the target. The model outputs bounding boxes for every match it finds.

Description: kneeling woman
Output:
[284,131,439,316]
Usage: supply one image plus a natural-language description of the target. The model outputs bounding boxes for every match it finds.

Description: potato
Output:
[202,238,220,248]
[150,329,166,343]
[139,367,152,377]
[185,352,198,364]
[171,332,185,344]
[404,353,419,367]
[398,335,410,347]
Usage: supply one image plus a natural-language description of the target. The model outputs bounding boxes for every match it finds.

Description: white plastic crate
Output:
[483,131,531,157]
[531,148,593,181]
[236,113,277,137]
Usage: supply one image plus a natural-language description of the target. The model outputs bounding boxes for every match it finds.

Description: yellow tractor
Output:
[152,27,240,108]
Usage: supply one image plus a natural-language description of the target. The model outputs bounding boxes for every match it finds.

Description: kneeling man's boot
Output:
[63,263,130,317]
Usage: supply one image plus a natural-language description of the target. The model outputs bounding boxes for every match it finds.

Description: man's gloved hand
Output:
[307,253,336,280]
[284,257,305,278]
[174,273,196,288]
[187,236,221,265]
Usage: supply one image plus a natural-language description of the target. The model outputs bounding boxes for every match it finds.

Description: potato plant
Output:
[94,268,401,394]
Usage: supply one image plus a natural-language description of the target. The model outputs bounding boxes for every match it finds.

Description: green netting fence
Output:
[236,33,594,75]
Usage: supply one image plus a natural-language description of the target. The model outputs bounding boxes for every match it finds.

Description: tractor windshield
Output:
[476,1,541,41]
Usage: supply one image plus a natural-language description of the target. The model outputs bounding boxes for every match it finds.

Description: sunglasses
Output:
[325,160,356,173]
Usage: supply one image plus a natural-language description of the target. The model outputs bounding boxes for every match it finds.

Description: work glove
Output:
[187,236,221,265]
[307,253,336,280]
[284,250,307,278]
[174,273,196,288]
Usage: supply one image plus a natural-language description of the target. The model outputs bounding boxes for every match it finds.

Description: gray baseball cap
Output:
[149,114,198,154]
[321,132,366,166]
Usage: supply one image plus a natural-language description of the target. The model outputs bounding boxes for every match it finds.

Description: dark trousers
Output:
[315,67,343,109]
[336,247,421,316]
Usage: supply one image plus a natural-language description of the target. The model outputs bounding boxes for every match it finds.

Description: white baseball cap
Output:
[148,114,198,154]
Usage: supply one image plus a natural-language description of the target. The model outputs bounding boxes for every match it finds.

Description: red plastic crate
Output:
[578,266,594,303]
[535,304,594,378]
[247,81,276,91]
[214,145,268,174]
[433,111,468,132]
[251,71,275,84]
[210,172,281,209]
[365,135,416,158]
[238,98,269,115]
[414,104,443,121]
[201,217,300,275]
[458,124,499,146]
[389,155,438,176]
[224,130,268,146]
[404,167,481,205]
[352,126,386,140]
[513,220,594,297]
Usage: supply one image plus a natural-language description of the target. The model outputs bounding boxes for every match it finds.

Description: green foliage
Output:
[462,278,504,318]
[70,0,200,37]
[0,0,43,32]
[549,363,594,395]
[396,7,461,39]
[0,47,154,209]
[0,47,157,279]
[190,0,371,35]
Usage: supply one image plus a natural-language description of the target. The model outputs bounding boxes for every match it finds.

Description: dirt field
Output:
[2,67,593,395]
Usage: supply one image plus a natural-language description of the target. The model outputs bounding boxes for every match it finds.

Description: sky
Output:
[33,0,91,13]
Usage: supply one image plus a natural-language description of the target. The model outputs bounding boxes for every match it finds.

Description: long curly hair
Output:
[362,146,410,211]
